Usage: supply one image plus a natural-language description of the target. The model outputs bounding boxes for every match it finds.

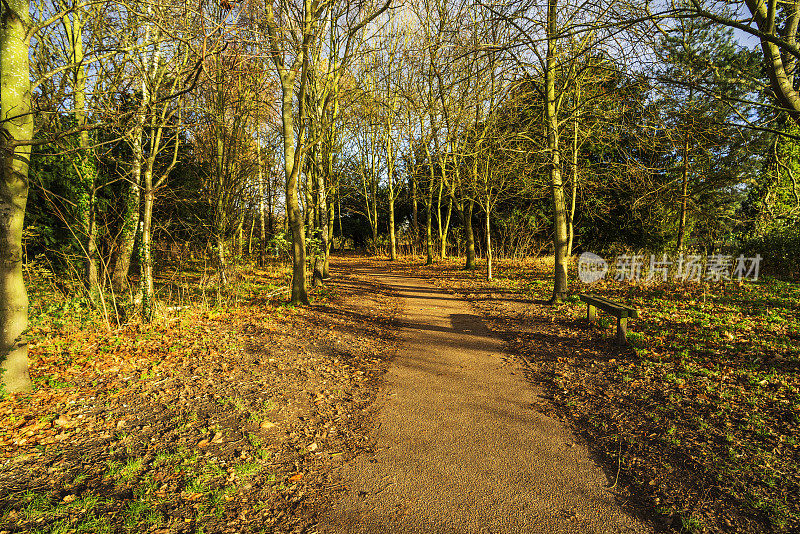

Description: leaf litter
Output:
[0,257,400,533]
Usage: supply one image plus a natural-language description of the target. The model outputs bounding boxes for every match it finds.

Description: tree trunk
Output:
[464,199,475,269]
[485,200,492,281]
[65,15,100,301]
[215,114,227,285]
[547,0,568,303]
[281,80,309,305]
[677,132,690,252]
[325,191,334,276]
[411,173,418,255]
[370,163,378,252]
[387,136,396,261]
[0,0,33,393]
[388,187,397,260]
[236,211,245,259]
[567,105,579,258]
[425,179,434,265]
[138,110,165,321]
[436,172,444,256]
[139,184,154,322]
[267,168,274,237]
[113,26,156,292]
[112,171,141,292]
[313,156,329,284]
[248,214,255,255]
[337,190,343,248]
[441,183,454,259]
[257,141,266,264]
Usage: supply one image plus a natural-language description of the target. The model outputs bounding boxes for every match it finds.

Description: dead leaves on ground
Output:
[1,260,400,533]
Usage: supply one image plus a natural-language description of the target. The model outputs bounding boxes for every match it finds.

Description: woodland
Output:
[1,0,800,531]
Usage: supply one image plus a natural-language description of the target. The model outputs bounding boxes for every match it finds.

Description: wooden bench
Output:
[579,293,639,345]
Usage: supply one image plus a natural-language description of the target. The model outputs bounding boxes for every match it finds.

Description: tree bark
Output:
[567,98,579,258]
[436,170,444,256]
[313,153,329,284]
[139,185,154,322]
[112,171,141,292]
[547,0,568,303]
[677,132,690,252]
[63,14,100,301]
[464,198,475,269]
[112,23,156,292]
[441,177,454,259]
[411,173,418,254]
[214,87,228,285]
[257,141,266,264]
[485,200,493,281]
[0,0,33,393]
[425,183,434,265]
[280,78,309,304]
[387,130,397,261]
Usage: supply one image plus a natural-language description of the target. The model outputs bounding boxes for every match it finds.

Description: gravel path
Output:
[319,267,651,533]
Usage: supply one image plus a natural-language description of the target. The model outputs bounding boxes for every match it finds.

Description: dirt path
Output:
[319,265,651,533]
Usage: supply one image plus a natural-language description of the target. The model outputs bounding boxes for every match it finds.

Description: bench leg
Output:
[587,304,596,322]
[617,317,628,344]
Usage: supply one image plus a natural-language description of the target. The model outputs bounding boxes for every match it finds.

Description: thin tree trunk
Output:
[425,182,434,265]
[138,109,164,321]
[325,190,334,276]
[236,211,245,259]
[257,141,266,264]
[436,173,444,256]
[214,76,228,285]
[370,157,378,251]
[464,199,475,269]
[567,111,578,258]
[113,18,156,293]
[337,190,343,248]
[387,132,397,261]
[0,0,33,392]
[313,155,329,285]
[248,214,255,256]
[677,132,690,252]
[65,15,100,301]
[112,170,141,292]
[411,173,418,255]
[140,189,154,321]
[547,0,568,303]
[485,200,493,281]
[389,186,397,260]
[441,181,454,259]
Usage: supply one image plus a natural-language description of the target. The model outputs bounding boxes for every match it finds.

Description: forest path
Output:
[318,263,651,534]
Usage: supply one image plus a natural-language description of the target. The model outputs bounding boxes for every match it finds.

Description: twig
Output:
[607,435,623,489]
[264,287,290,298]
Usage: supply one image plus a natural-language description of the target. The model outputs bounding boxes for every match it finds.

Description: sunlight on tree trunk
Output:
[0,0,32,393]
[485,200,492,281]
[547,0,568,303]
[280,78,309,304]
